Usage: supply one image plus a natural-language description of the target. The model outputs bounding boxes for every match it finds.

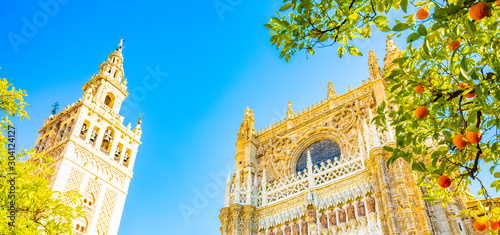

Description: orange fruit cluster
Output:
[414,84,425,93]
[459,82,476,98]
[470,2,491,21]
[437,175,452,188]
[449,40,461,51]
[453,131,482,149]
[415,106,428,118]
[474,220,500,231]
[453,134,467,149]
[416,8,430,20]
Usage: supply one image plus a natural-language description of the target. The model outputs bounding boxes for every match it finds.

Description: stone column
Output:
[243,205,256,235]
[219,207,230,235]
[394,160,417,234]
[230,204,243,235]
[369,147,398,234]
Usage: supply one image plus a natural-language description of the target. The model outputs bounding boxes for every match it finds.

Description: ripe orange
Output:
[474,221,486,231]
[449,40,461,51]
[453,134,467,149]
[466,131,482,144]
[470,2,491,21]
[437,175,452,188]
[416,8,430,20]
[497,0,500,7]
[459,83,476,98]
[415,106,428,119]
[490,220,500,230]
[465,92,476,98]
[415,84,425,93]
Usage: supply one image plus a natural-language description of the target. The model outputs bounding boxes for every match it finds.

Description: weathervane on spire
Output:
[117,38,125,51]
[138,112,144,124]
[51,102,59,115]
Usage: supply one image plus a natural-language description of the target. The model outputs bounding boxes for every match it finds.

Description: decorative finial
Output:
[117,38,125,51]
[384,35,402,73]
[138,112,144,124]
[368,51,382,81]
[51,102,59,115]
[327,81,338,99]
[238,106,255,139]
[287,101,294,119]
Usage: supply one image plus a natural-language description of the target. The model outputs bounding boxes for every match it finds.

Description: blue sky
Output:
[3,1,489,235]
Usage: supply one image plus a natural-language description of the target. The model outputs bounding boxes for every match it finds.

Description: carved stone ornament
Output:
[338,208,346,223]
[367,195,376,213]
[329,211,337,226]
[319,212,328,228]
[357,201,366,217]
[347,204,356,220]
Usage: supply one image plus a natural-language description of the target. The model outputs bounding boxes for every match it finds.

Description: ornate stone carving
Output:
[301,219,308,235]
[367,196,376,213]
[284,224,291,235]
[347,204,356,220]
[357,201,366,217]
[307,207,317,224]
[338,208,346,223]
[319,212,328,228]
[292,222,299,235]
[287,101,294,119]
[327,82,338,99]
[328,211,337,226]
[237,107,256,139]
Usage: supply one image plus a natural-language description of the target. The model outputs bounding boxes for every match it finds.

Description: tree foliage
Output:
[268,0,500,231]
[0,74,83,234]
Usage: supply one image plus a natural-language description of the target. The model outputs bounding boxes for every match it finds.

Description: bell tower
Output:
[34,40,142,235]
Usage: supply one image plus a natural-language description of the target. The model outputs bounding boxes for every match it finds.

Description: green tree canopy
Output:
[0,74,83,234]
[268,0,500,232]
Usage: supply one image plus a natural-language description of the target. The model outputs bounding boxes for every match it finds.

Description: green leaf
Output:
[373,16,388,24]
[412,162,427,173]
[393,23,410,31]
[462,18,476,37]
[423,40,431,57]
[307,47,315,55]
[414,1,427,6]
[400,0,408,13]
[264,23,274,30]
[417,24,427,36]
[348,46,362,56]
[318,33,329,42]
[338,46,346,58]
[407,33,421,43]
[279,3,293,11]
[460,68,470,80]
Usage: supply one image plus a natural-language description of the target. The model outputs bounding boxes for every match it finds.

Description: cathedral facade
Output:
[33,41,142,235]
[219,37,473,235]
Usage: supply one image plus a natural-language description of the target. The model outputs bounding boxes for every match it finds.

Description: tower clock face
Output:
[295,139,341,173]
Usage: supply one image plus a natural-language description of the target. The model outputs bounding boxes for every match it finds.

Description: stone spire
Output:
[96,39,127,86]
[286,101,294,119]
[237,107,256,140]
[327,81,338,99]
[384,35,402,75]
[368,50,383,81]
[81,40,130,115]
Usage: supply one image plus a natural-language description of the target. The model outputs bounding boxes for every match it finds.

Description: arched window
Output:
[114,143,123,162]
[80,120,90,139]
[100,128,114,155]
[295,140,341,173]
[123,149,131,167]
[104,93,114,109]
